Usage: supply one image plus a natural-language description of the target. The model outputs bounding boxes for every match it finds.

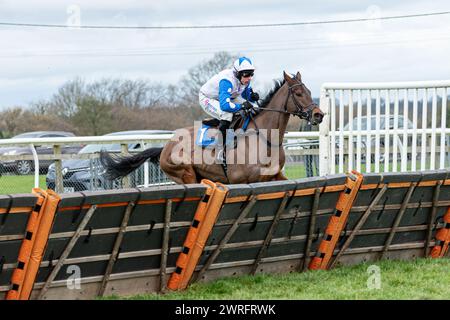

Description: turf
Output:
[0,174,47,194]
[106,258,450,300]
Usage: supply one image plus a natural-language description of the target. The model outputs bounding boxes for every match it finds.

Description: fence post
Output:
[121,143,130,188]
[54,145,63,193]
[29,144,40,188]
[319,86,330,176]
[142,140,149,187]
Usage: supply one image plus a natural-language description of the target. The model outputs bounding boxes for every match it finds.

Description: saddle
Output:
[201,114,243,131]
[198,103,262,148]
[201,118,220,127]
[197,114,250,149]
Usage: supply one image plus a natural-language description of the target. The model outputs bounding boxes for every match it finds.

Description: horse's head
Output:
[283,71,324,125]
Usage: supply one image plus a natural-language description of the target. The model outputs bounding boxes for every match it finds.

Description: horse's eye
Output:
[295,91,303,97]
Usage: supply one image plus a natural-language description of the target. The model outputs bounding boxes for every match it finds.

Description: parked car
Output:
[46,130,172,192]
[335,115,415,163]
[0,131,81,175]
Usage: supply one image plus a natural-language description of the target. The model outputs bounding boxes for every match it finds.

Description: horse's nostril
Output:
[314,113,324,123]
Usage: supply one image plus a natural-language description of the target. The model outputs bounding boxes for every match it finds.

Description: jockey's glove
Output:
[249,108,258,116]
[250,91,260,101]
[242,101,254,110]
[238,109,247,118]
[239,103,257,118]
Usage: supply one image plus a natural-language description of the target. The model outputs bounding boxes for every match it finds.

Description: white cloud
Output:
[1,0,450,108]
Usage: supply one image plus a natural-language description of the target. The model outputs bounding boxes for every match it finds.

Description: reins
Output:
[254,82,318,119]
[243,81,319,147]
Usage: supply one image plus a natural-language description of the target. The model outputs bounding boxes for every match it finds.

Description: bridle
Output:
[285,82,318,121]
[241,78,320,148]
[255,80,319,122]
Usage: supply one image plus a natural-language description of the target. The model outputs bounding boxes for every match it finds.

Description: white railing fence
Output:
[319,80,450,176]
[0,135,173,194]
[1,80,449,194]
[0,133,320,194]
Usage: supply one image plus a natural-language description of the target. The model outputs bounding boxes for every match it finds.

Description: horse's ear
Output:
[296,71,302,81]
[283,71,294,83]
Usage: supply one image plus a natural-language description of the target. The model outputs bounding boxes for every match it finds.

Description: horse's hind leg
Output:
[160,162,198,184]
[181,165,198,184]
[273,171,288,181]
[159,130,200,184]
[161,165,198,184]
[159,145,198,184]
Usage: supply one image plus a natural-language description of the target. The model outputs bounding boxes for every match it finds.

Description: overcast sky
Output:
[0,0,450,109]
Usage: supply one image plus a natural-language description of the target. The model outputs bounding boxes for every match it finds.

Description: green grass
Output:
[0,174,47,194]
[340,162,414,174]
[0,162,421,195]
[106,258,450,300]
[284,165,308,179]
[281,159,401,179]
[0,166,309,195]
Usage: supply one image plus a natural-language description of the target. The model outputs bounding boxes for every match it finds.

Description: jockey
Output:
[199,56,260,162]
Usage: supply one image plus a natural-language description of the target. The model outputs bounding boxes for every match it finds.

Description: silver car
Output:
[0,131,81,175]
[335,115,415,163]
[46,130,172,192]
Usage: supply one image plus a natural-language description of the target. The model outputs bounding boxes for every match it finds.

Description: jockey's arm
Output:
[241,85,253,102]
[218,79,242,112]
[241,85,259,103]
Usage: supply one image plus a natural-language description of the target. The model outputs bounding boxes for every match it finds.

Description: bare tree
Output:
[13,53,241,135]
[71,96,113,136]
[0,107,76,137]
[0,107,24,137]
[179,51,238,106]
[51,77,86,118]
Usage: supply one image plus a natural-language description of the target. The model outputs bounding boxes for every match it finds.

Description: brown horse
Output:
[100,71,324,184]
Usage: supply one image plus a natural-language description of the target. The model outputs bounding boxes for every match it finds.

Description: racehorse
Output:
[100,71,324,184]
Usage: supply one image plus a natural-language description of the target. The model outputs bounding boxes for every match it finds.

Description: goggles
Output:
[240,71,254,78]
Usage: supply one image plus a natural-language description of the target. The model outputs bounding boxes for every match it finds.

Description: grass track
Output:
[0,174,46,194]
[105,258,450,300]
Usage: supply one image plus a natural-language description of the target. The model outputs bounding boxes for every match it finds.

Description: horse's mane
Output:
[259,79,286,109]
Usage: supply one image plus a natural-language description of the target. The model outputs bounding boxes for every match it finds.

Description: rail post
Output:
[319,86,331,176]
[54,145,63,193]
[121,143,130,188]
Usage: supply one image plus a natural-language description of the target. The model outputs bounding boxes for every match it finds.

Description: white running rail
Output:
[319,80,450,175]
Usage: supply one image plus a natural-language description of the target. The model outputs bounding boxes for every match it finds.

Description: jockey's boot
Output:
[216,120,231,163]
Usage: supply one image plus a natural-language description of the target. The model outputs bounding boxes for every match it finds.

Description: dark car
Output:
[0,131,82,175]
[46,130,172,192]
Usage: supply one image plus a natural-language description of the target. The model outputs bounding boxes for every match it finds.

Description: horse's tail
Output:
[100,147,163,180]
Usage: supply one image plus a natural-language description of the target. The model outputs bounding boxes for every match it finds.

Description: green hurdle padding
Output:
[3,169,449,299]
[194,175,348,281]
[30,184,206,299]
[329,169,450,268]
